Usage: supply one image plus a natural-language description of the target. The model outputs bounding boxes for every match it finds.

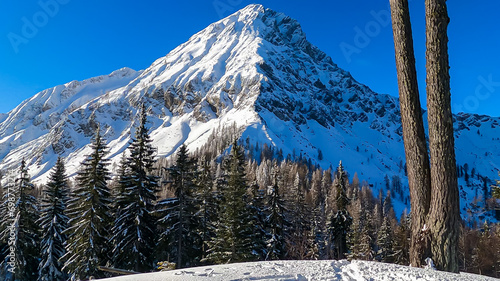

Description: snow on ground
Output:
[99,260,497,281]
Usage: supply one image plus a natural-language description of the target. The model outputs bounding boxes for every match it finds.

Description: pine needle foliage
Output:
[63,127,113,280]
[38,157,70,281]
[112,105,159,272]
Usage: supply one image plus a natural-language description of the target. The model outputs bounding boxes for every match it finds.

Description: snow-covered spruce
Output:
[38,157,70,281]
[156,144,203,268]
[204,141,260,264]
[0,160,40,280]
[193,156,218,263]
[326,162,352,260]
[263,162,289,260]
[62,126,113,280]
[111,104,160,272]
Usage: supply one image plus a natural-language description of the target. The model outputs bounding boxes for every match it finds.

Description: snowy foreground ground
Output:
[100,260,497,281]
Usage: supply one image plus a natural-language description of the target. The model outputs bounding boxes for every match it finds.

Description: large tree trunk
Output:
[425,0,460,273]
[389,0,432,267]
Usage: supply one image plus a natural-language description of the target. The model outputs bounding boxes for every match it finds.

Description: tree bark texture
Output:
[425,0,460,273]
[389,0,432,267]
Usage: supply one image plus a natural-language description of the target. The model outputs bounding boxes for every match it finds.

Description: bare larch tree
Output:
[389,0,432,268]
[389,0,460,272]
[425,0,460,273]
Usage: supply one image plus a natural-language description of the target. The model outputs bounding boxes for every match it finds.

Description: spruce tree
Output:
[311,170,327,259]
[377,193,395,263]
[194,157,217,262]
[472,222,496,275]
[346,199,362,261]
[63,126,113,280]
[112,152,129,220]
[264,164,288,260]
[112,104,159,272]
[109,152,130,266]
[205,141,258,263]
[393,212,411,265]
[1,160,41,280]
[377,216,394,263]
[38,157,70,281]
[356,209,375,261]
[335,162,349,211]
[327,210,352,260]
[349,186,379,262]
[286,172,311,259]
[249,180,268,260]
[157,145,202,268]
[327,161,351,259]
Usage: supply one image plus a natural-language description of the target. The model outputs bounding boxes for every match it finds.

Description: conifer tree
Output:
[110,152,132,265]
[249,182,267,260]
[328,210,352,260]
[335,162,350,211]
[377,192,396,263]
[346,198,362,261]
[356,209,375,261]
[205,141,258,263]
[194,157,218,262]
[393,212,411,265]
[372,203,383,231]
[377,215,394,263]
[19,161,41,280]
[112,104,159,272]
[286,172,311,259]
[382,191,393,216]
[347,187,375,261]
[311,169,328,259]
[265,164,288,260]
[1,160,41,280]
[470,222,499,276]
[63,126,113,280]
[327,161,351,259]
[157,145,202,268]
[38,157,70,281]
[112,152,129,220]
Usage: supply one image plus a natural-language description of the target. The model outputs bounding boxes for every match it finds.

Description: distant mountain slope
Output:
[0,4,498,219]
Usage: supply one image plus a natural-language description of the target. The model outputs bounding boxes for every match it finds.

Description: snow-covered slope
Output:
[0,67,141,182]
[98,260,496,281]
[0,4,498,217]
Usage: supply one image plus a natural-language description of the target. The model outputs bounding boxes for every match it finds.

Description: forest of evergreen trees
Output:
[0,106,500,280]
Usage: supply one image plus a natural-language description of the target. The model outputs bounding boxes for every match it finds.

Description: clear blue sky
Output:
[1,1,499,117]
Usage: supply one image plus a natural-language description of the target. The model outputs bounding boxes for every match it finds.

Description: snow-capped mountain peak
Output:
[0,4,498,220]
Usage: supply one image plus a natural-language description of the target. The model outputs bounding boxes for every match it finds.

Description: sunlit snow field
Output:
[100,260,497,281]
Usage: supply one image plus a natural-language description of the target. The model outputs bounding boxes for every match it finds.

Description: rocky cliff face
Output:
[0,4,498,218]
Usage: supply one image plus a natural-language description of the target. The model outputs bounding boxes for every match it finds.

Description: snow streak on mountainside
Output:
[0,4,498,218]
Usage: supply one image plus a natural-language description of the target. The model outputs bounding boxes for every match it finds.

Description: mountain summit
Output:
[0,5,498,217]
